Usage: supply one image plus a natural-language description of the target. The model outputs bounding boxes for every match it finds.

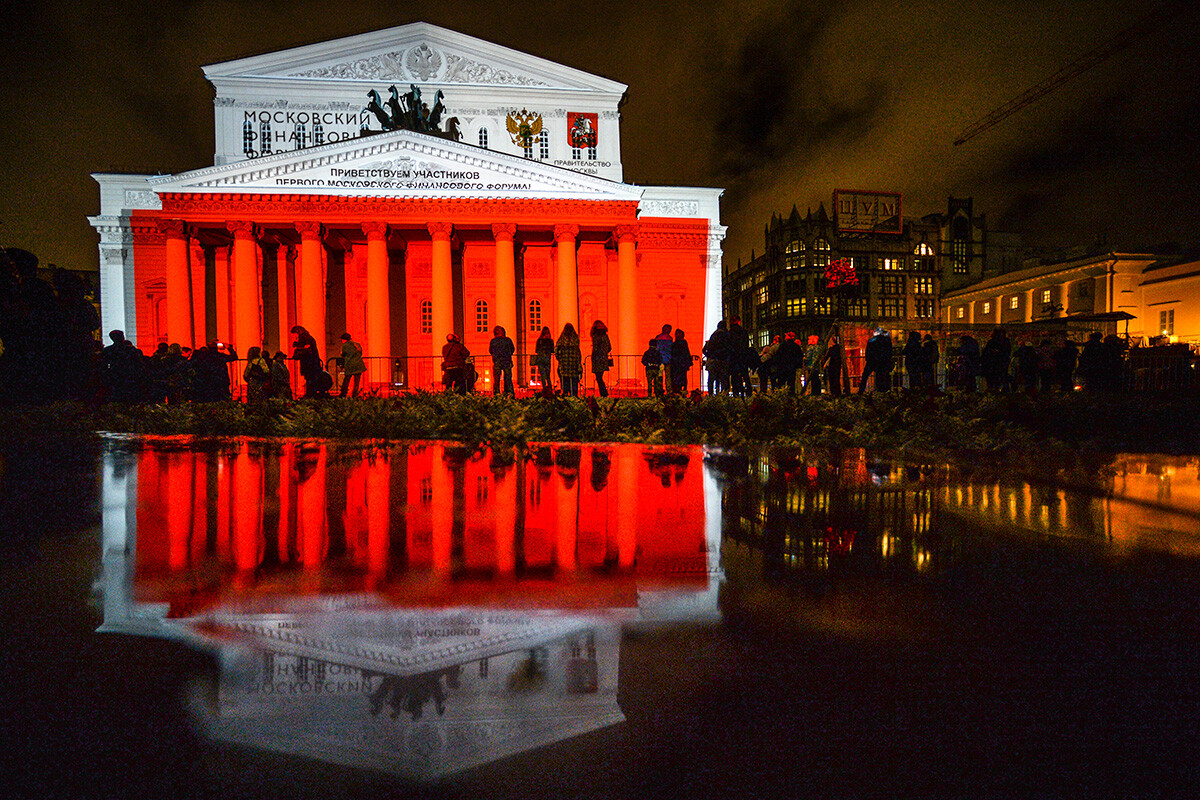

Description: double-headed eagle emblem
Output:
[505,109,543,148]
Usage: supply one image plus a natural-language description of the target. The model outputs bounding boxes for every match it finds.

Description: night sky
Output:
[2,0,1198,276]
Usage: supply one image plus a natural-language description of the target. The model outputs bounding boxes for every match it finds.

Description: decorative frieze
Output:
[289,44,549,87]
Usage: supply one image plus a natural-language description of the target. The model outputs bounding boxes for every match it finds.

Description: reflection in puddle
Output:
[95,439,1200,781]
[98,439,720,779]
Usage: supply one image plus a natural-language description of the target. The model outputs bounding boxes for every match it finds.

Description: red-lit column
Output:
[615,224,638,378]
[493,224,518,339]
[160,219,194,348]
[362,222,390,387]
[190,241,207,347]
[214,245,232,344]
[429,222,454,367]
[166,452,194,571]
[296,222,326,361]
[276,246,294,360]
[226,221,262,352]
[555,224,580,334]
[298,444,327,568]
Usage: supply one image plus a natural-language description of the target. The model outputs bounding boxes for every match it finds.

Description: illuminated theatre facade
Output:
[90,23,724,389]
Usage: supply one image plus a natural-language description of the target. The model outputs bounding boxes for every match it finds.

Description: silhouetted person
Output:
[670,328,693,394]
[338,332,366,396]
[533,326,554,397]
[859,327,893,393]
[654,324,674,396]
[902,331,923,390]
[1078,332,1104,390]
[291,325,322,397]
[642,338,663,397]
[270,351,293,399]
[921,334,939,389]
[556,323,583,397]
[190,340,237,401]
[441,333,470,394]
[489,325,515,396]
[728,316,751,397]
[703,320,731,395]
[590,319,612,397]
[981,328,1011,392]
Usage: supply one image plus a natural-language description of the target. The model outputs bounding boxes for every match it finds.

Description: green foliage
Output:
[3,390,1198,484]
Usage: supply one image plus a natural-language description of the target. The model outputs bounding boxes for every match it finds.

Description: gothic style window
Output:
[813,238,830,270]
[915,299,935,318]
[914,242,935,271]
[880,297,905,318]
[538,130,549,160]
[476,299,489,333]
[528,299,542,331]
[314,122,324,146]
[784,240,803,269]
[420,299,433,333]
[295,123,307,149]
[242,119,255,156]
[479,128,489,149]
[846,299,868,318]
[260,120,272,155]
[953,241,969,274]
[914,276,934,294]
[813,296,832,316]
[882,276,905,295]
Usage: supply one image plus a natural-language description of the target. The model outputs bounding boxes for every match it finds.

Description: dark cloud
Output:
[2,0,1198,274]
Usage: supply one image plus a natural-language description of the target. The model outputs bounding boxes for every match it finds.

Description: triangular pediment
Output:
[150,128,643,202]
[204,22,626,95]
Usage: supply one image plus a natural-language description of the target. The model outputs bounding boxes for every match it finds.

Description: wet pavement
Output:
[4,436,1200,799]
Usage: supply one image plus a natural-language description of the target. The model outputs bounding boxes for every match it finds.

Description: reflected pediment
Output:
[149,128,642,201]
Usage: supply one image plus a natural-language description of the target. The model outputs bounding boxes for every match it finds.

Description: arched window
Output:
[475,299,489,333]
[588,144,597,160]
[478,127,489,149]
[914,242,934,256]
[914,241,935,271]
[260,120,272,155]
[528,299,542,331]
[294,123,307,150]
[538,130,549,160]
[420,299,432,334]
[242,119,255,156]
[813,238,830,270]
[784,239,803,269]
[313,122,324,146]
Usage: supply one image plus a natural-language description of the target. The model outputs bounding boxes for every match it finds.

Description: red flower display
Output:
[824,257,858,289]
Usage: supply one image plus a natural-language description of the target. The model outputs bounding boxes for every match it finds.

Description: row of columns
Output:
[159,219,641,360]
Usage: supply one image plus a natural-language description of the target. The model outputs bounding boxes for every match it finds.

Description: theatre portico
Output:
[90,23,724,391]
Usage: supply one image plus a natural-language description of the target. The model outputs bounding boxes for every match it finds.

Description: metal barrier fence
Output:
[222,345,1193,400]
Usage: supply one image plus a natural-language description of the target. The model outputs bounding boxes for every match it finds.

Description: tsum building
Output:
[724,194,1021,349]
[90,23,724,390]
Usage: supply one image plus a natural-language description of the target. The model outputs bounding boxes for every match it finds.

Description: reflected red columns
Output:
[362,222,390,382]
[233,444,264,573]
[227,221,262,352]
[431,445,453,575]
[366,456,391,579]
[495,466,517,576]
[297,444,327,568]
[296,222,326,361]
[493,224,518,340]
[616,447,638,569]
[160,219,194,348]
[165,452,194,570]
[429,222,454,365]
[555,224,580,334]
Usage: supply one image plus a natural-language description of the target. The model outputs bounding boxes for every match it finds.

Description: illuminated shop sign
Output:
[834,189,903,234]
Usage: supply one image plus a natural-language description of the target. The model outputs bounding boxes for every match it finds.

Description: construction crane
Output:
[953,0,1192,146]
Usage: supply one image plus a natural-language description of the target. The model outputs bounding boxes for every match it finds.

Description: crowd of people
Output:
[0,245,1145,406]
